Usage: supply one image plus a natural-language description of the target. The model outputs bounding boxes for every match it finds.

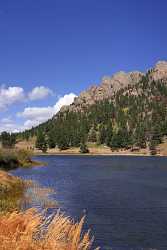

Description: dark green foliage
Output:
[149,139,158,155]
[47,130,56,149]
[79,142,89,154]
[0,149,33,170]
[0,154,18,170]
[24,131,30,141]
[35,131,48,153]
[97,124,107,145]
[0,132,16,148]
[105,122,113,147]
[88,127,97,142]
[57,134,69,150]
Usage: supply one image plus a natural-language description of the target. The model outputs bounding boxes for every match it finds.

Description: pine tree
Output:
[79,142,89,153]
[47,130,56,149]
[97,124,106,144]
[36,131,48,153]
[105,122,113,147]
[0,132,16,148]
[149,139,157,155]
[57,133,69,150]
[88,127,97,142]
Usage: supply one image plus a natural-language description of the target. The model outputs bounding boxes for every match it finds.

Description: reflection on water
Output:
[21,180,57,212]
[11,155,167,250]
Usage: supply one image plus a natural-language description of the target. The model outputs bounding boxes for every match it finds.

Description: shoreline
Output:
[0,171,94,249]
[16,141,167,157]
[34,152,165,157]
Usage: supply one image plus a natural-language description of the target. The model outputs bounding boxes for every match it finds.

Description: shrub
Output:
[0,149,33,170]
[80,143,89,154]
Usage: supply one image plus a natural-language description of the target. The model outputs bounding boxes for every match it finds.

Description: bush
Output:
[149,139,157,156]
[80,143,89,154]
[17,149,33,166]
[0,149,33,170]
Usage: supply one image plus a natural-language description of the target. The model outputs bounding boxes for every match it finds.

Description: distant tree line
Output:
[0,132,16,148]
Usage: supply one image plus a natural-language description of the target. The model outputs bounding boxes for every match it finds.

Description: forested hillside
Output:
[17,61,167,154]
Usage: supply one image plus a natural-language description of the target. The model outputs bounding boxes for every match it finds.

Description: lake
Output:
[11,155,167,250]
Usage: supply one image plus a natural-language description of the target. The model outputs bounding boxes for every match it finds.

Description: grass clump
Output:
[0,171,24,213]
[0,148,35,170]
[0,149,18,170]
[0,208,99,250]
[16,148,33,167]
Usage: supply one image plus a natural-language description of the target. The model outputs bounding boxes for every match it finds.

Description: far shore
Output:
[16,139,167,157]
[34,151,165,157]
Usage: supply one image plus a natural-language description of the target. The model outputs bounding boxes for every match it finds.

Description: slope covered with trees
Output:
[17,62,167,154]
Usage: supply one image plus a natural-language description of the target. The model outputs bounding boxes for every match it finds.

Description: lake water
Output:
[11,155,167,250]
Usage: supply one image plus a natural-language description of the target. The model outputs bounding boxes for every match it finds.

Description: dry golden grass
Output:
[0,209,99,250]
[0,171,24,213]
[0,170,23,188]
[157,138,167,156]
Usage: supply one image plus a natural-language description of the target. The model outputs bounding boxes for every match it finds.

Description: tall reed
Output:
[0,208,99,250]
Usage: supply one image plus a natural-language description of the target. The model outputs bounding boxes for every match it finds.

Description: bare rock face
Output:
[149,61,167,81]
[65,86,99,113]
[59,61,167,113]
[101,71,143,93]
[60,71,143,113]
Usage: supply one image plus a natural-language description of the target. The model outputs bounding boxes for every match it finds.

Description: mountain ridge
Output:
[59,61,167,114]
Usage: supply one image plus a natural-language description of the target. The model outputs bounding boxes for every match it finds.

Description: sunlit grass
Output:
[0,171,24,213]
[0,208,99,250]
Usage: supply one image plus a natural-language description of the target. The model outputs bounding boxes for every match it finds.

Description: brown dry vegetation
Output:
[0,171,99,249]
[0,148,45,170]
[157,138,167,156]
[0,148,33,169]
[36,145,150,156]
[0,208,99,250]
[0,170,24,212]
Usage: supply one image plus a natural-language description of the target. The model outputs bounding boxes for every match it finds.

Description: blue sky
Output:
[0,0,167,132]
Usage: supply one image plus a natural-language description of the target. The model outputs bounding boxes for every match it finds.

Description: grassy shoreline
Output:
[0,149,97,249]
[0,148,46,170]
[0,171,97,249]
[33,143,166,157]
[35,151,163,157]
[16,138,167,156]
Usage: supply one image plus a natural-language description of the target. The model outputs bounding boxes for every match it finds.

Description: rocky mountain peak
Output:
[101,71,143,91]
[155,60,167,69]
[149,61,167,81]
[59,61,167,114]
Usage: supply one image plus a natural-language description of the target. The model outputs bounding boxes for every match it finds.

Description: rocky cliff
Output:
[60,61,167,113]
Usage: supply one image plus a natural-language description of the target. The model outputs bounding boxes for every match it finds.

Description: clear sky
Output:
[0,0,167,132]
